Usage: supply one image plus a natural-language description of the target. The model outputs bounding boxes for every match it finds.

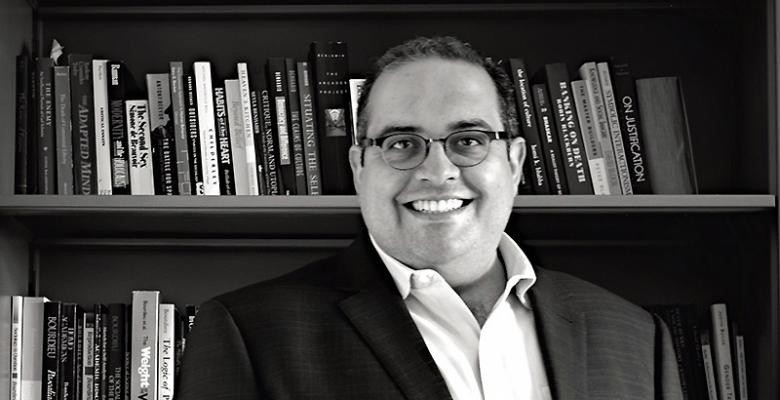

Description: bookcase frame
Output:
[0,0,779,399]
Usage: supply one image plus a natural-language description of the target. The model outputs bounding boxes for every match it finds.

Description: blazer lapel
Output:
[336,236,452,400]
[530,268,588,400]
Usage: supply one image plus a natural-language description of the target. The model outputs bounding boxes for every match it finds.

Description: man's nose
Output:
[412,141,460,185]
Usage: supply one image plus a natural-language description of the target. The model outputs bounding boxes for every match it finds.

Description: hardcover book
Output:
[54,65,74,195]
[146,73,178,195]
[11,296,23,400]
[93,305,108,400]
[299,62,322,195]
[531,83,568,195]
[93,60,113,195]
[82,312,95,400]
[249,89,267,195]
[286,58,308,195]
[21,297,47,400]
[37,57,56,194]
[107,61,131,195]
[15,51,31,194]
[68,54,96,195]
[125,100,155,195]
[225,80,246,195]
[214,85,237,195]
[193,61,221,195]
[267,57,295,195]
[58,304,79,400]
[571,80,609,195]
[597,61,633,194]
[158,304,175,400]
[106,304,127,400]
[636,76,698,194]
[260,88,281,195]
[238,62,260,195]
[42,301,62,400]
[185,74,204,195]
[130,291,159,400]
[169,62,192,195]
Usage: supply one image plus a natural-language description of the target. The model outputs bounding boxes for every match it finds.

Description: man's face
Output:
[349,58,525,285]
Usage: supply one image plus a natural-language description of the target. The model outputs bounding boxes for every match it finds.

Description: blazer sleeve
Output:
[653,313,684,400]
[177,299,261,400]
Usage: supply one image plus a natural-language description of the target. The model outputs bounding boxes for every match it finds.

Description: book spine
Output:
[69,54,96,195]
[37,57,56,194]
[131,291,159,400]
[214,85,236,195]
[225,80,247,195]
[348,78,364,147]
[107,304,126,400]
[509,58,551,195]
[545,63,593,194]
[310,41,353,195]
[11,296,23,400]
[237,62,260,195]
[249,90,267,195]
[260,89,281,195]
[107,62,131,195]
[174,309,184,381]
[193,61,221,195]
[125,100,155,195]
[28,54,39,195]
[42,302,61,400]
[571,80,609,195]
[285,58,308,195]
[299,62,322,195]
[185,74,203,195]
[123,305,131,400]
[611,60,652,194]
[15,53,31,194]
[59,304,77,400]
[183,305,199,339]
[701,330,720,400]
[158,305,175,400]
[92,306,105,400]
[735,335,748,400]
[146,73,178,195]
[710,304,736,400]
[597,61,633,195]
[169,62,192,195]
[54,66,74,195]
[93,60,113,195]
[82,312,95,400]
[531,83,568,195]
[267,57,294,195]
[22,297,47,400]
[74,308,83,400]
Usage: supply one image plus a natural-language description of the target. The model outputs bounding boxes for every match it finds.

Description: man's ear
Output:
[507,136,526,190]
[348,145,364,195]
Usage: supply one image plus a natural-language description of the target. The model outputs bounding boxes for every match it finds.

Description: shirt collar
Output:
[370,232,537,308]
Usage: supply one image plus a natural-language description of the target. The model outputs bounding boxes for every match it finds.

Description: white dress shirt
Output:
[370,233,552,400]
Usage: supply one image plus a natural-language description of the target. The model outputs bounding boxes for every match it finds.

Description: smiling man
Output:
[178,37,683,400]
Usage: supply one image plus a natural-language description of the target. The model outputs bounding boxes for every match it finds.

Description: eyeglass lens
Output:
[380,130,492,170]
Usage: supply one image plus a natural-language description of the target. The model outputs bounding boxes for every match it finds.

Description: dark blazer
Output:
[178,235,683,400]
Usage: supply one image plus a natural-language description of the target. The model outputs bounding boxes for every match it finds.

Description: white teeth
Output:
[411,199,465,213]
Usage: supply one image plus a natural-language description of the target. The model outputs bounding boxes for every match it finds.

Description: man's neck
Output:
[453,254,507,328]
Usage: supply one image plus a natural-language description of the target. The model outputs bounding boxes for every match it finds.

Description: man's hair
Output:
[355,36,518,141]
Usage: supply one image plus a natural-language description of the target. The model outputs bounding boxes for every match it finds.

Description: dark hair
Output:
[355,36,517,140]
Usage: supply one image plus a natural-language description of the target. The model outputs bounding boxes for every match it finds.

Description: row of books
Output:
[14,41,355,196]
[649,303,748,400]
[507,59,698,195]
[6,293,198,400]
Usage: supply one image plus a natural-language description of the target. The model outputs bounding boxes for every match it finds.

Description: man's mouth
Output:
[403,199,473,214]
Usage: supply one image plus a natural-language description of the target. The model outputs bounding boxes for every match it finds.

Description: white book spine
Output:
[596,62,633,195]
[193,62,220,195]
[701,331,720,400]
[237,63,259,195]
[126,100,155,195]
[579,62,621,195]
[131,291,160,400]
[349,79,366,146]
[735,335,748,400]
[225,79,249,195]
[92,60,112,195]
[21,297,46,400]
[711,303,736,400]
[158,304,175,400]
[10,296,24,400]
[571,80,609,195]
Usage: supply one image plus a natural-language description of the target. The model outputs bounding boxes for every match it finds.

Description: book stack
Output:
[5,293,199,400]
[647,303,749,400]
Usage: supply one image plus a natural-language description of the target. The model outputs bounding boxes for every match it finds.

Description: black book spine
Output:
[148,74,177,195]
[174,308,184,383]
[544,63,593,194]
[185,74,204,195]
[42,301,62,400]
[509,58,551,195]
[123,305,131,400]
[285,58,308,195]
[267,57,295,195]
[106,304,126,400]
[75,309,84,400]
[92,307,104,400]
[69,54,96,194]
[532,83,568,195]
[249,90,267,195]
[184,305,199,339]
[260,89,281,195]
[611,60,653,194]
[59,304,78,400]
[37,57,56,194]
[54,66,74,195]
[107,62,130,194]
[297,61,322,195]
[15,51,31,194]
[170,62,192,196]
[309,41,353,195]
[213,86,235,195]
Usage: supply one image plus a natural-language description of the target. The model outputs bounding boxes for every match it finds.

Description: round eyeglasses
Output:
[360,129,510,170]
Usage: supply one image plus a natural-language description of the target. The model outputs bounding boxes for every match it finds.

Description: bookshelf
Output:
[0,0,777,399]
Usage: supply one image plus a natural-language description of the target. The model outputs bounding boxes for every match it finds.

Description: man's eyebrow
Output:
[446,119,494,131]
[376,125,421,137]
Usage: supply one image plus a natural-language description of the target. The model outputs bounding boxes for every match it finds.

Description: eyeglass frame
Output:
[359,129,511,171]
